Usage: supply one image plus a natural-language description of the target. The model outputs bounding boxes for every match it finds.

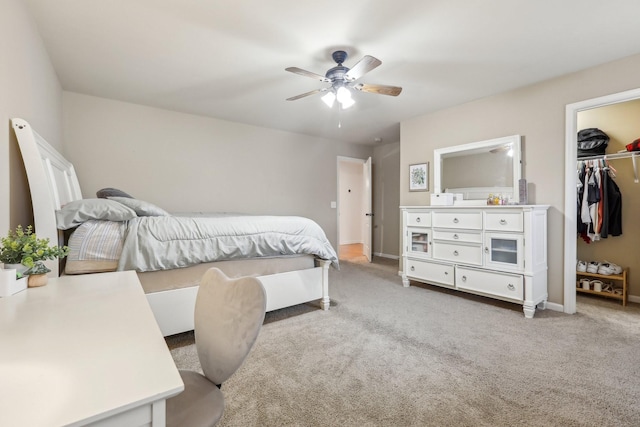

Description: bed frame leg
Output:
[316,259,331,310]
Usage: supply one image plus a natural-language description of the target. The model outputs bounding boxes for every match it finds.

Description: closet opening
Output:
[564,88,640,314]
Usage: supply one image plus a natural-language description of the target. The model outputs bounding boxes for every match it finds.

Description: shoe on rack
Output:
[603,261,623,274]
[598,263,614,275]
[592,280,603,292]
[586,261,600,274]
[579,278,590,290]
[577,260,587,272]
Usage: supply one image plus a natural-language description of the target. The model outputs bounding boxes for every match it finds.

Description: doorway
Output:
[563,87,640,314]
[337,156,372,262]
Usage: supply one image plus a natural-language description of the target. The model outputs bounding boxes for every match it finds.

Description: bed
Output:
[12,118,338,336]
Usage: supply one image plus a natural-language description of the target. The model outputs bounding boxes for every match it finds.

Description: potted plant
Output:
[0,225,69,288]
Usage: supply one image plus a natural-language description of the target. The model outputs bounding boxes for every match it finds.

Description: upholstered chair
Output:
[166,268,267,427]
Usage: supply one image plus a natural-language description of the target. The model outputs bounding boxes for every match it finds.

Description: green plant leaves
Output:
[0,225,69,266]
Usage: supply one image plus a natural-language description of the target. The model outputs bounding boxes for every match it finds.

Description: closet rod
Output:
[577,151,639,183]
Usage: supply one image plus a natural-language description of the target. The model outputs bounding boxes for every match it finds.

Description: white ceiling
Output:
[24,0,640,145]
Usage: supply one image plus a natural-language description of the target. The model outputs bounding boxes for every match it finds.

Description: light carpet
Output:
[167,257,640,426]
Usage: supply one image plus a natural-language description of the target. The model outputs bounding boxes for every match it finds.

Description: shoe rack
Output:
[576,269,628,306]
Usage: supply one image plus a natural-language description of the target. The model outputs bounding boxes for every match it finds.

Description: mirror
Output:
[434,135,522,204]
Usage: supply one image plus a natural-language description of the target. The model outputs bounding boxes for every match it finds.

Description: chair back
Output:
[195,268,267,385]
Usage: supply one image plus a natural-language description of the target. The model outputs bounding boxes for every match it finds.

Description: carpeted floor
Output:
[167,257,640,426]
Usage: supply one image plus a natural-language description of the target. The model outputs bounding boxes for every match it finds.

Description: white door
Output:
[363,157,372,262]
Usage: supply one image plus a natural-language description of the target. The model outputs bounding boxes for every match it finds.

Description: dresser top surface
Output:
[401,205,549,210]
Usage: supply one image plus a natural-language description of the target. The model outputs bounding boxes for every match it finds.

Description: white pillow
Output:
[56,199,138,230]
[108,197,170,217]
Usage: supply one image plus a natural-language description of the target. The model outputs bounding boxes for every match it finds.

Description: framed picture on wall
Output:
[409,163,429,192]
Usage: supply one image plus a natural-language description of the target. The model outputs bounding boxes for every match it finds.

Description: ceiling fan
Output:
[285,50,402,108]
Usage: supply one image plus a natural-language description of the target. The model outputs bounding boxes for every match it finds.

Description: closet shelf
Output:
[576,269,627,306]
[577,151,639,183]
[577,151,638,161]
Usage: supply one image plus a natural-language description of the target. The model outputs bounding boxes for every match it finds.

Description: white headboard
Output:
[11,118,83,276]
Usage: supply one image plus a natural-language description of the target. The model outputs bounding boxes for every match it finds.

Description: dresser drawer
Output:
[406,211,431,227]
[432,242,482,266]
[432,229,482,244]
[432,211,482,230]
[405,258,454,286]
[456,266,523,303]
[484,211,523,232]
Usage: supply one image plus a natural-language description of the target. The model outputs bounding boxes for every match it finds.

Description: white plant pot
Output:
[0,267,28,297]
[3,263,27,275]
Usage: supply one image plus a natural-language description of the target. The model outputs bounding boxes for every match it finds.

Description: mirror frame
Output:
[433,135,522,203]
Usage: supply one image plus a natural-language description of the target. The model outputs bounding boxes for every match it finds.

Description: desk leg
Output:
[151,400,166,426]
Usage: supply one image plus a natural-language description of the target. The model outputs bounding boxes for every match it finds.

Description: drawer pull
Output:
[453,218,459,224]
[410,266,415,271]
[453,250,459,256]
[500,219,507,225]
[453,234,459,239]
[444,271,448,275]
[461,275,467,282]
[416,217,421,223]
[508,284,515,291]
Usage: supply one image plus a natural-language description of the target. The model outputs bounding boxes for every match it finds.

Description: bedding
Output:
[117,213,338,272]
[56,199,138,230]
[61,198,338,275]
[65,220,125,274]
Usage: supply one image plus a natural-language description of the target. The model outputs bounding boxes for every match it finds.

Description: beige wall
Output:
[576,99,640,295]
[401,53,640,307]
[373,141,400,258]
[62,92,373,248]
[1,0,63,235]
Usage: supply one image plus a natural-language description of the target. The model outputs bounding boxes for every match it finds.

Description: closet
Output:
[575,100,640,305]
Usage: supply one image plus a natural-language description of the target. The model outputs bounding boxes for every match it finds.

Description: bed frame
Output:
[12,118,331,336]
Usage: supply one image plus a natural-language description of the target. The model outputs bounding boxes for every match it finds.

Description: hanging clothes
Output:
[576,159,623,242]
[605,170,623,236]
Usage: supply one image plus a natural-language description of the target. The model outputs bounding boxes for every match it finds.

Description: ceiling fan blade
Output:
[344,55,382,81]
[354,83,402,97]
[285,67,330,82]
[286,88,328,101]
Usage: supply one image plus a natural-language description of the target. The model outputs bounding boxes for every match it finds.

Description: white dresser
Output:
[401,205,549,318]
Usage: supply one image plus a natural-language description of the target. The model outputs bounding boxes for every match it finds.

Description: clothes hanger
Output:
[604,157,617,178]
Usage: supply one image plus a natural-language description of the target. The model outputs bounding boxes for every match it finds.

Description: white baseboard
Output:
[374,252,399,260]
[628,294,639,304]
[544,301,564,313]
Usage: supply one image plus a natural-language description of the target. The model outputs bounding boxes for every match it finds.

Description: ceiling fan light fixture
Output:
[339,95,355,109]
[321,91,336,108]
[336,86,351,103]
[336,86,355,109]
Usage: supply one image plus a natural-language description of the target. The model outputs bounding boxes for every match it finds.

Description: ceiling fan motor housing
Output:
[326,51,350,85]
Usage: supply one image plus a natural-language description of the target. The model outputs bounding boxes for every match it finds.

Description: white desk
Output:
[0,271,184,426]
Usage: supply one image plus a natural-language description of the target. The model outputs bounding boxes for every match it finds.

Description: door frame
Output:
[563,87,640,314]
[336,156,369,255]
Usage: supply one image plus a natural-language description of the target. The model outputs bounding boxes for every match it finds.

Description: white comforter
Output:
[116,214,339,272]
